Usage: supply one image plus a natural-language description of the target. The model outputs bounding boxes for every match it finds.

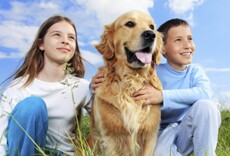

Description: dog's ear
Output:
[95,24,115,59]
[152,32,163,65]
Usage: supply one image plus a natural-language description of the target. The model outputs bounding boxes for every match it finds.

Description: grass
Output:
[80,115,91,139]
[80,110,230,156]
[216,110,230,155]
[2,110,229,155]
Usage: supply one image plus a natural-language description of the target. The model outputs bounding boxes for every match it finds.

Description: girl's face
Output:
[162,25,195,71]
[39,21,76,66]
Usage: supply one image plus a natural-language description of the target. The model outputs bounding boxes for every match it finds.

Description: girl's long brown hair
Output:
[10,15,85,87]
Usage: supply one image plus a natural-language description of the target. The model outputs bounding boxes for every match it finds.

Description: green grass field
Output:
[1,109,229,155]
[80,110,230,155]
[216,110,230,155]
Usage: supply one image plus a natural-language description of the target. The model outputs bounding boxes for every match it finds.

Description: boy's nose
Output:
[184,40,192,49]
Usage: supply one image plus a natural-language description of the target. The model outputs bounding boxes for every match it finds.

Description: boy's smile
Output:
[180,51,192,56]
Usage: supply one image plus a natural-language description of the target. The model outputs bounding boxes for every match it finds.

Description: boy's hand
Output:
[133,83,163,106]
[91,72,105,93]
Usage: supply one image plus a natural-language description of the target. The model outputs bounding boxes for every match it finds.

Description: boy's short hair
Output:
[157,18,189,43]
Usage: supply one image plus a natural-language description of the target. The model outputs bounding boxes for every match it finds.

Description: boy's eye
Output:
[175,38,181,42]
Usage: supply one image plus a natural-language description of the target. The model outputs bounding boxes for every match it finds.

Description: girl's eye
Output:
[69,36,75,40]
[53,33,60,36]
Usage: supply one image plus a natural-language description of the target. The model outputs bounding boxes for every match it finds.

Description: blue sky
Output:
[0,0,230,105]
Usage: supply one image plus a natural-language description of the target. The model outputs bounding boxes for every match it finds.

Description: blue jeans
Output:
[7,96,48,156]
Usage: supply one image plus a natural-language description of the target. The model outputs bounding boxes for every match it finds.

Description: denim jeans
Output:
[7,96,48,156]
[154,99,221,156]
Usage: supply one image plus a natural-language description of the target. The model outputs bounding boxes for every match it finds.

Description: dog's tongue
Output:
[135,52,152,64]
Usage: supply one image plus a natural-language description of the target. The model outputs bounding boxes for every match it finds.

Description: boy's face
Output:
[162,25,195,71]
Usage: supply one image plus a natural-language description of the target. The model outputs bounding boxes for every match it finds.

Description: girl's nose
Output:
[61,41,69,45]
[61,36,69,45]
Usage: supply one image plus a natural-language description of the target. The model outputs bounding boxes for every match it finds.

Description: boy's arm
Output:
[162,67,213,108]
[163,87,212,107]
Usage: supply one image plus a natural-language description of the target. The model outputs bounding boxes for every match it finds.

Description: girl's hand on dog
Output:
[91,72,105,93]
[133,84,163,106]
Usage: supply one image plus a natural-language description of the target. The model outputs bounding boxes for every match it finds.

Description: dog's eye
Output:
[125,21,135,28]
[150,24,155,30]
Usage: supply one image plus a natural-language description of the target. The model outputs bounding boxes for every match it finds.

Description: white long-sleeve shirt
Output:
[0,74,92,156]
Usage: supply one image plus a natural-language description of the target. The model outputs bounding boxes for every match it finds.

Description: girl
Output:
[0,15,91,156]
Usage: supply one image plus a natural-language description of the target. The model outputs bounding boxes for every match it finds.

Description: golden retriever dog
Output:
[89,10,163,156]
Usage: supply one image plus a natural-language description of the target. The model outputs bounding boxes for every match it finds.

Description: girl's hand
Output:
[91,72,105,93]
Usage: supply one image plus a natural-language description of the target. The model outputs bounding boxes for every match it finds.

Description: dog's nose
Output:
[141,31,156,42]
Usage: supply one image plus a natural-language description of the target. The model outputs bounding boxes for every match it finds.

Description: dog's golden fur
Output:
[89,10,163,156]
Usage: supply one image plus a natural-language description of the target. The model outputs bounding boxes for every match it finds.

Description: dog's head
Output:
[95,10,163,69]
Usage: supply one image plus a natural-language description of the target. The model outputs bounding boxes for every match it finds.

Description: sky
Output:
[0,0,230,106]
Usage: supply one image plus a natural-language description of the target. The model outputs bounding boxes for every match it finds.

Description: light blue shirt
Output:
[156,62,213,128]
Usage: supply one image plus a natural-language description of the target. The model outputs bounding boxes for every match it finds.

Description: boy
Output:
[91,18,221,156]
[133,18,221,156]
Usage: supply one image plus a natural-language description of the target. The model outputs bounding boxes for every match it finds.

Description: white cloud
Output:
[215,92,230,110]
[165,0,204,26]
[0,0,155,59]
[76,0,154,25]
[0,21,38,58]
[0,1,83,58]
[185,13,195,26]
[166,0,204,14]
[0,1,59,24]
[194,64,230,73]
[90,40,99,46]
[205,68,230,73]
[78,41,87,47]
[0,52,8,58]
[81,49,103,65]
[222,92,230,98]
[39,1,59,10]
[0,51,23,58]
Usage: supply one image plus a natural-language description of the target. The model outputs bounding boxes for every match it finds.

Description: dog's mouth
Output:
[125,45,153,65]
